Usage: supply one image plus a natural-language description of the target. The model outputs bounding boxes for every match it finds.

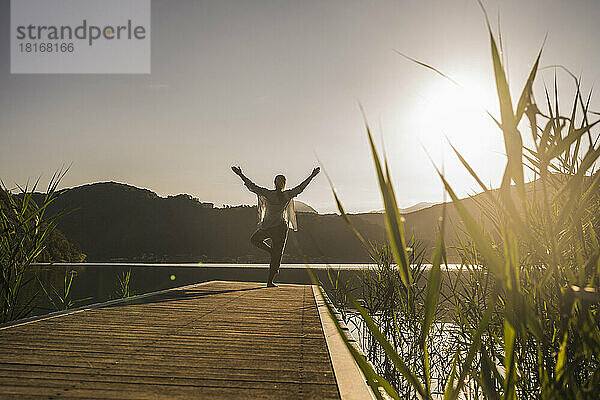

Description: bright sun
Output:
[401,75,507,193]
[421,78,496,129]
[411,76,501,154]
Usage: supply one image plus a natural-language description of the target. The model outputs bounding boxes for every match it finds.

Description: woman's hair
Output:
[274,174,286,190]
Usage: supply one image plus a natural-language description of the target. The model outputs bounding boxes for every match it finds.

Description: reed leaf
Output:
[362,111,412,286]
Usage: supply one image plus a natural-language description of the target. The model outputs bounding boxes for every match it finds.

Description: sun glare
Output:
[410,75,502,159]
[391,73,508,196]
[420,77,496,129]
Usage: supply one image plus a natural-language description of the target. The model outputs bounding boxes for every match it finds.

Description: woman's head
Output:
[274,174,286,191]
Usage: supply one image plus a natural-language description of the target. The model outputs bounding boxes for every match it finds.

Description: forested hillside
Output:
[37,182,387,263]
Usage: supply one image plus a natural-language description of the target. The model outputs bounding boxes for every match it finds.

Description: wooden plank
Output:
[0,281,341,399]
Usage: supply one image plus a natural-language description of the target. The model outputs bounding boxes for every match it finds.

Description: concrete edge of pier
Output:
[312,285,376,400]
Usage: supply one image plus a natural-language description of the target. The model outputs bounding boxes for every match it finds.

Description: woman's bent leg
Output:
[250,228,271,253]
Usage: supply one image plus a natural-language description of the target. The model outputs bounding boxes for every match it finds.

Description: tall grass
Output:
[0,169,69,322]
[115,267,133,299]
[338,242,463,397]
[313,17,600,400]
[36,268,91,311]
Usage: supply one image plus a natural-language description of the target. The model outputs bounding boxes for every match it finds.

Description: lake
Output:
[18,262,465,321]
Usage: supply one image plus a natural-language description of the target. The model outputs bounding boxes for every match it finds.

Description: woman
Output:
[232,166,320,287]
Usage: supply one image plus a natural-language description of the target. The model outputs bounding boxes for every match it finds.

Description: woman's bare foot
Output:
[267,282,277,287]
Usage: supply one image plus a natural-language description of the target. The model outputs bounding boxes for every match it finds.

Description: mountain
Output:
[34,178,579,264]
[353,176,585,260]
[372,201,436,214]
[400,202,436,213]
[27,181,507,263]
[294,200,318,214]
[37,182,385,263]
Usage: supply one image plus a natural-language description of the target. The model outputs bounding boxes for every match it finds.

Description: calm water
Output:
[19,263,463,321]
[19,263,368,319]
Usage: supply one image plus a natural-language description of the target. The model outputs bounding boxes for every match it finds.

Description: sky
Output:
[1,0,599,213]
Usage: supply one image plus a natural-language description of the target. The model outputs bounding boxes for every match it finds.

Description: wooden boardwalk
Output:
[0,281,358,399]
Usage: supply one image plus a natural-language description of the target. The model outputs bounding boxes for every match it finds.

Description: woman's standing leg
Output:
[267,224,288,287]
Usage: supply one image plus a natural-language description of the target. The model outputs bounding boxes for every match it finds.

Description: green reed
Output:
[0,168,70,322]
[115,267,133,299]
[313,11,600,400]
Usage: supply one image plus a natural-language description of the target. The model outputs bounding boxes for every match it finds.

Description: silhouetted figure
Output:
[232,166,320,287]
